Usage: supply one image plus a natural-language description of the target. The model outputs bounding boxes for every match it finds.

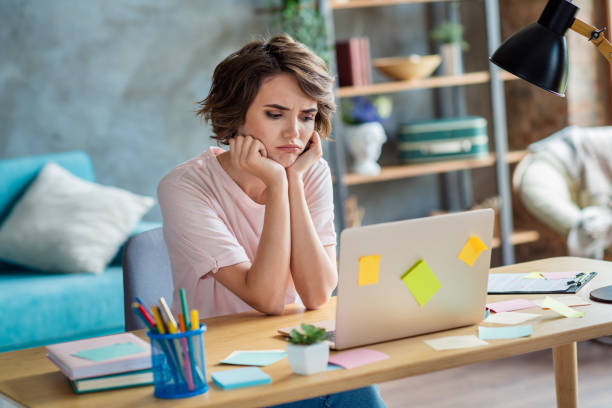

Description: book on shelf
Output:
[70,368,153,394]
[359,37,372,85]
[335,37,371,87]
[46,332,151,380]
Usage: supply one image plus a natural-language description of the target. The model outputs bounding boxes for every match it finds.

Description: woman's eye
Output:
[301,115,315,122]
[265,111,282,119]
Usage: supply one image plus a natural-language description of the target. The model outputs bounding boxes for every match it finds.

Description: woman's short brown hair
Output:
[196,34,335,145]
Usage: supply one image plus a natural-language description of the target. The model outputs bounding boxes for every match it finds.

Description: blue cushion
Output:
[0,266,125,352]
[0,151,95,222]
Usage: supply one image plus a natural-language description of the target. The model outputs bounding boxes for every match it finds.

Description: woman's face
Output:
[238,73,318,168]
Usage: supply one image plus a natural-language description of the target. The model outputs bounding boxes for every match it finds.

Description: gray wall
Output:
[1,0,272,222]
[1,0,488,226]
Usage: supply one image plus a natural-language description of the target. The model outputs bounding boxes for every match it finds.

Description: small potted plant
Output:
[430,21,470,75]
[341,96,392,176]
[285,323,329,375]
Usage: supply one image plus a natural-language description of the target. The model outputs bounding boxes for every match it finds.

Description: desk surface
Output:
[2,257,612,408]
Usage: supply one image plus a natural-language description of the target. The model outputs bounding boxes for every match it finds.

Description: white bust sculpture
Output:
[345,121,387,176]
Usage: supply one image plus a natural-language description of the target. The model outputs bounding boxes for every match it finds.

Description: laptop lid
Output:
[334,209,494,350]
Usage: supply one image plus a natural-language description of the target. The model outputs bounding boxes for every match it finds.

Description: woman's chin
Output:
[270,155,296,168]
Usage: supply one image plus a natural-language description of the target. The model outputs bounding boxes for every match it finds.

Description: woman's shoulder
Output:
[158,147,225,197]
[304,157,331,179]
[302,158,332,192]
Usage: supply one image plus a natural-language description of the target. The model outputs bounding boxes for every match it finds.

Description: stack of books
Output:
[45,332,153,394]
[335,37,372,87]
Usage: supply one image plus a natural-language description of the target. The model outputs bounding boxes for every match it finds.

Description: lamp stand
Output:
[569,18,612,302]
[570,18,612,62]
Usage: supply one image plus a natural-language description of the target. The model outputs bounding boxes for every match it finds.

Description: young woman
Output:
[158,34,386,408]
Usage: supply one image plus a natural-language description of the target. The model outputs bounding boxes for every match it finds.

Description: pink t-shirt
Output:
[158,147,336,319]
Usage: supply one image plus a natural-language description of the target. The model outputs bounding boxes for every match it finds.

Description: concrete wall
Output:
[1,0,272,222]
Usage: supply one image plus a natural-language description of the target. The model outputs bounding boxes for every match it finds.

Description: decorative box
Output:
[398,116,489,163]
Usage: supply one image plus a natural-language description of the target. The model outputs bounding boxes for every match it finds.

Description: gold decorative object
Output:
[373,54,441,81]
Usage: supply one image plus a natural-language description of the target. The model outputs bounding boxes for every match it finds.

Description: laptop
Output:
[279,209,494,350]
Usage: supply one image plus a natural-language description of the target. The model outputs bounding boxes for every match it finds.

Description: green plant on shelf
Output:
[430,21,470,51]
[267,0,332,66]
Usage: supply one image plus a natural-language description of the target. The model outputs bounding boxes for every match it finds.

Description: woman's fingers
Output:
[240,135,253,166]
[229,137,239,168]
[252,138,267,159]
[310,132,322,154]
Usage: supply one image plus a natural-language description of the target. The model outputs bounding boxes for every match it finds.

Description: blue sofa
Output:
[0,151,159,352]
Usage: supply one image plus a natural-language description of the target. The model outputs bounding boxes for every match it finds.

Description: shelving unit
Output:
[322,0,533,264]
[336,71,519,97]
[342,150,526,185]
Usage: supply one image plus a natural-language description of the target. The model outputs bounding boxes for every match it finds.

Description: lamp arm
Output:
[570,18,612,62]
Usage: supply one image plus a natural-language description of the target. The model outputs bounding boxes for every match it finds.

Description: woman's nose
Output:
[282,117,300,139]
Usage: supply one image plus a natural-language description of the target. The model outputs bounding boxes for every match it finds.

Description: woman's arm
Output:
[212,136,291,315]
[287,173,337,309]
[286,133,338,309]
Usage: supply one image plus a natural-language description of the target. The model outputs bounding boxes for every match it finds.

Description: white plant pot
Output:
[345,121,387,176]
[440,43,464,76]
[286,341,329,375]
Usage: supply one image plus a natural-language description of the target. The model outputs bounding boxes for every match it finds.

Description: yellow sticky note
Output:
[358,255,380,286]
[541,296,585,318]
[457,236,488,267]
[524,272,544,279]
[401,260,441,306]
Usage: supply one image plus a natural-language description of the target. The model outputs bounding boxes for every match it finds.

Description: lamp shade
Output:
[489,0,578,97]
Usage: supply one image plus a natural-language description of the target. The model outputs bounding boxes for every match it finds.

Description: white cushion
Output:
[0,162,154,274]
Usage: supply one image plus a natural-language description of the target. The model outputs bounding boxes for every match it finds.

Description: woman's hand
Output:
[287,131,322,179]
[229,135,285,187]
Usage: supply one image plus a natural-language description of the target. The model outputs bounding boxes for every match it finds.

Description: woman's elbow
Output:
[302,291,332,310]
[252,296,286,315]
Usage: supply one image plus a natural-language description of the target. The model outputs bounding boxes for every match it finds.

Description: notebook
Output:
[70,369,153,394]
[46,333,151,380]
[279,209,494,350]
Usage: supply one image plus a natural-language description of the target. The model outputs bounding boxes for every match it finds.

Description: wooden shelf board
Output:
[336,71,518,98]
[492,230,540,249]
[342,150,526,185]
[330,0,452,9]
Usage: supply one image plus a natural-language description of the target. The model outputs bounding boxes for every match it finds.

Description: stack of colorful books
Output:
[45,332,152,393]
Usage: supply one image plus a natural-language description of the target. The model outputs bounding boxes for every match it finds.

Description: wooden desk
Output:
[2,257,612,408]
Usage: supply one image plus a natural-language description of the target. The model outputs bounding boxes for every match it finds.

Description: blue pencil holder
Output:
[147,324,208,399]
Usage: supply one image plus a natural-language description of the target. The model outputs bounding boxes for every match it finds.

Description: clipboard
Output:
[487,271,597,294]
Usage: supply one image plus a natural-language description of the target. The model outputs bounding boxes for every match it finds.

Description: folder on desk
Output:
[487,272,597,294]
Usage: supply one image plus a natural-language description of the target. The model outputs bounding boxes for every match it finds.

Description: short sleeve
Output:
[158,172,250,280]
[303,159,336,247]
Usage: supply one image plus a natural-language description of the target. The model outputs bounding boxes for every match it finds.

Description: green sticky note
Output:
[358,254,380,286]
[541,296,585,318]
[72,342,146,362]
[401,260,441,306]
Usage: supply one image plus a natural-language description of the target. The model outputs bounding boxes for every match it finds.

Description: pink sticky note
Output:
[328,349,389,369]
[486,299,538,313]
[541,271,580,280]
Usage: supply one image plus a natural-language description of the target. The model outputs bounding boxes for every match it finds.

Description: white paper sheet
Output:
[424,335,488,351]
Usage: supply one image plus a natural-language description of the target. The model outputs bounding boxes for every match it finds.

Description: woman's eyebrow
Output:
[264,104,317,113]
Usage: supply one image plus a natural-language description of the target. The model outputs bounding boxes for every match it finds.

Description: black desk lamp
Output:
[490,0,612,302]
[490,0,612,97]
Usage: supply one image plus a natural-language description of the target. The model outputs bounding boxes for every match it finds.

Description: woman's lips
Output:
[277,145,301,153]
